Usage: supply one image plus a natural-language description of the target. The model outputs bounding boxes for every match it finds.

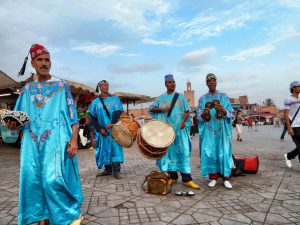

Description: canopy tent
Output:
[0,71,19,90]
[21,74,96,96]
[257,113,274,119]
[113,92,155,114]
[0,71,22,105]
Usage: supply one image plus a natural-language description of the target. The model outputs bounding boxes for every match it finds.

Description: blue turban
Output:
[165,74,174,82]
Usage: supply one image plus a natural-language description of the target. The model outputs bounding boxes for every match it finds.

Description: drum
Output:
[137,119,175,160]
[0,109,30,127]
[111,116,141,148]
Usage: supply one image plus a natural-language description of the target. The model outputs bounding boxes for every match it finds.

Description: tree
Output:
[263,98,275,106]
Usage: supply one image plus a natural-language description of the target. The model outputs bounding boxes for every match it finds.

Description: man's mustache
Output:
[40,66,48,69]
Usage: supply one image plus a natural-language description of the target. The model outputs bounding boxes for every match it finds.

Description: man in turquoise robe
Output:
[198,73,234,189]
[149,74,200,189]
[89,80,124,179]
[7,44,83,225]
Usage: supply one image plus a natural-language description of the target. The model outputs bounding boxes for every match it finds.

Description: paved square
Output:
[0,126,299,224]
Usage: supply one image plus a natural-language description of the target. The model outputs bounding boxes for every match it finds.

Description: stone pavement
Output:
[0,126,299,225]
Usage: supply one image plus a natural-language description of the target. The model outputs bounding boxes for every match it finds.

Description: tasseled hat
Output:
[18,44,50,76]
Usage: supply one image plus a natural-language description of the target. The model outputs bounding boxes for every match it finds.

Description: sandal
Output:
[174,190,195,196]
[174,190,183,196]
[69,215,83,225]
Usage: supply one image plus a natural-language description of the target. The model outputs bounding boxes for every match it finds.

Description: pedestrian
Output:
[149,74,200,189]
[235,110,244,141]
[274,116,281,127]
[7,44,83,225]
[198,73,234,189]
[138,116,145,126]
[283,81,300,168]
[254,117,259,131]
[89,80,124,179]
[280,118,287,140]
[247,116,253,131]
[190,115,196,137]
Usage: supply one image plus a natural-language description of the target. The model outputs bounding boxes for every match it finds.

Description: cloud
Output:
[118,53,141,57]
[278,0,300,9]
[224,44,274,61]
[174,3,254,41]
[288,52,300,58]
[179,47,216,67]
[142,38,174,46]
[108,63,163,74]
[72,43,122,56]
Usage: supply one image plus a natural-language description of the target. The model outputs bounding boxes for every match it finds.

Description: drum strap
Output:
[290,105,300,126]
[99,97,111,119]
[167,92,179,117]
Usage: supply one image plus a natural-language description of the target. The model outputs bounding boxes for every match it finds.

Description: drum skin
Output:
[136,132,167,160]
[111,117,140,148]
[137,119,175,160]
[140,120,175,148]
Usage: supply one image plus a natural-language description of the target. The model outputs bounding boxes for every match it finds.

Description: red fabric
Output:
[30,44,49,60]
[244,157,259,173]
[235,156,259,173]
[209,173,230,180]
[247,117,253,125]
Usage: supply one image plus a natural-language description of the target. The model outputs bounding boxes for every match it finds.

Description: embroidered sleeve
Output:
[14,83,31,113]
[197,96,205,122]
[63,81,78,125]
[222,94,234,118]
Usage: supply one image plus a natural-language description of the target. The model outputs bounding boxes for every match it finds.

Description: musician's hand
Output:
[68,138,78,158]
[180,121,185,129]
[6,120,21,130]
[106,124,113,129]
[163,106,171,112]
[288,127,294,136]
[203,107,211,115]
[214,104,222,111]
[100,128,108,136]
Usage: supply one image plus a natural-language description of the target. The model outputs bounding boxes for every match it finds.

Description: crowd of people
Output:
[4,44,300,225]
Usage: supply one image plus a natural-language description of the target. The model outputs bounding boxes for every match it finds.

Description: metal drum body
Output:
[111,116,141,148]
[137,119,175,160]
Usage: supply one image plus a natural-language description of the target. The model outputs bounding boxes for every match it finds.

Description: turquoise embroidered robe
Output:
[15,80,83,225]
[149,92,192,173]
[198,91,234,177]
[89,96,124,169]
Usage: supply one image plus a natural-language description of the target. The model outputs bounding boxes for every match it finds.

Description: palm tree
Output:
[263,98,275,106]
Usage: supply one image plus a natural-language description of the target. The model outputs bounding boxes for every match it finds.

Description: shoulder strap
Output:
[99,96,111,119]
[290,105,300,125]
[167,92,179,118]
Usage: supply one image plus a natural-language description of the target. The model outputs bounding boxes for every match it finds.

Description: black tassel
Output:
[18,52,30,76]
[96,83,99,93]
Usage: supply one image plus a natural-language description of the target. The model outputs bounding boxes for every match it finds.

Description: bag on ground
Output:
[232,155,259,176]
[142,171,172,195]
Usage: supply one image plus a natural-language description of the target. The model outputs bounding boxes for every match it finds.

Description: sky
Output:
[1,0,300,108]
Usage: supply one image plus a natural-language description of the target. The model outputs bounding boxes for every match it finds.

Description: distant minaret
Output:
[184,79,195,108]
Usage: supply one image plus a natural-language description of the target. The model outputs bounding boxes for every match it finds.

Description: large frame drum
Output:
[111,116,141,148]
[137,119,175,160]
